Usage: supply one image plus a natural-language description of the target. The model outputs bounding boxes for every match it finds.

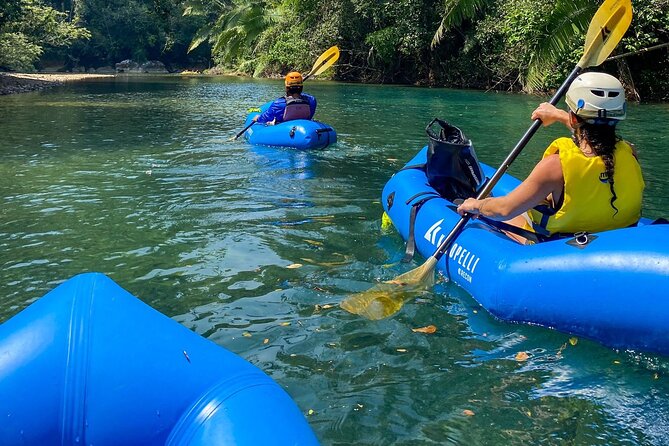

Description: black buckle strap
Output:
[402,194,440,262]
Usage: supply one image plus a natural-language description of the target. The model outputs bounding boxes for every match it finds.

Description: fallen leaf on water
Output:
[412,325,437,334]
[286,263,302,269]
[613,360,621,365]
[515,351,529,362]
[308,409,315,416]
[301,258,349,267]
[463,409,475,416]
[396,348,408,353]
[654,373,660,380]
[280,322,291,326]
[263,338,269,344]
[242,332,252,337]
[569,337,578,346]
[321,304,334,309]
[304,239,323,246]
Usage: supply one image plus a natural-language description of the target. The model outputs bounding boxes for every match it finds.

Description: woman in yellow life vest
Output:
[456,72,644,243]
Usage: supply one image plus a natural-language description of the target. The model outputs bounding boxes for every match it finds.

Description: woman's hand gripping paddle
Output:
[340,0,633,320]
[230,46,340,141]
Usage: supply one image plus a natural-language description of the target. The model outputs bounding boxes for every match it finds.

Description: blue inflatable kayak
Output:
[0,273,319,446]
[243,101,336,150]
[382,146,669,356]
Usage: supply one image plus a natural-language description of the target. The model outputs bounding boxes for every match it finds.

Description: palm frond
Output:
[525,0,595,90]
[432,0,491,48]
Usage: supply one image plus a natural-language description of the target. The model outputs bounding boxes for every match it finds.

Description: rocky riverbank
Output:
[0,73,114,95]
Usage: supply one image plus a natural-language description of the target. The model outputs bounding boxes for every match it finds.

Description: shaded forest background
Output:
[0,0,667,100]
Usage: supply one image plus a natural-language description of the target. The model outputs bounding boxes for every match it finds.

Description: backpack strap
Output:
[399,163,426,172]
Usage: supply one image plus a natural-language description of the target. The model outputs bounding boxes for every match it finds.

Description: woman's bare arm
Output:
[457,154,564,220]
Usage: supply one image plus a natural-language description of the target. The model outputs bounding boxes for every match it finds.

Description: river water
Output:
[1,76,669,445]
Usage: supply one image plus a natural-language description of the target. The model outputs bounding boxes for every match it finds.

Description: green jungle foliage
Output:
[1,0,668,100]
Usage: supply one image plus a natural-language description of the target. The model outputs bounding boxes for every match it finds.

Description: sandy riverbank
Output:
[0,73,114,95]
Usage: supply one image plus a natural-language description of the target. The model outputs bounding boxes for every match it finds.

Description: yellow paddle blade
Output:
[306,46,340,78]
[340,257,437,320]
[578,0,633,68]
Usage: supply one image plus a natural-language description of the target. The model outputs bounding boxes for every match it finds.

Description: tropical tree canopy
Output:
[1,0,667,100]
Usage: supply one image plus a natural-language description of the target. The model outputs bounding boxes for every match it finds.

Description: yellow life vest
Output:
[528,137,644,235]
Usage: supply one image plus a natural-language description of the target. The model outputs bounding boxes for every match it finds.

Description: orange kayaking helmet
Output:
[284,72,304,87]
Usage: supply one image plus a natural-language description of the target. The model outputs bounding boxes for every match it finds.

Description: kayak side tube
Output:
[0,273,319,446]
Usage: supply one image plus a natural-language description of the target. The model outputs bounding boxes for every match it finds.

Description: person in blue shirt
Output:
[253,71,317,124]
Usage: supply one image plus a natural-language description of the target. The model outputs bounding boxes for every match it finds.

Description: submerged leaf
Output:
[412,325,437,334]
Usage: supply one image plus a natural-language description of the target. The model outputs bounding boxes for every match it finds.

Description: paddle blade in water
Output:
[340,257,437,320]
[579,0,633,68]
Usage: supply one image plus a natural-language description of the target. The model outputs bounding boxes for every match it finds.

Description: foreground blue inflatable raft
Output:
[0,273,319,446]
[383,147,669,356]
[243,101,336,150]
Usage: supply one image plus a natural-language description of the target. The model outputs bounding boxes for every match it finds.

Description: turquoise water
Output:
[1,75,669,444]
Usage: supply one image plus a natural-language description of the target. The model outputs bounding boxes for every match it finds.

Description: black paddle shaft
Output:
[433,66,584,261]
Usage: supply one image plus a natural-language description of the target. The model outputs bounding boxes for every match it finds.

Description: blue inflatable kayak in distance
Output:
[243,101,336,150]
[0,273,319,446]
[382,146,669,356]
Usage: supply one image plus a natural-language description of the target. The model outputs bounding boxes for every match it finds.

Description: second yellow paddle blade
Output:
[579,0,632,68]
[309,46,340,76]
[340,257,437,320]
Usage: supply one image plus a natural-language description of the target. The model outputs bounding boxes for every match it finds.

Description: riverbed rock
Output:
[140,61,168,74]
[115,60,168,74]
[115,60,140,73]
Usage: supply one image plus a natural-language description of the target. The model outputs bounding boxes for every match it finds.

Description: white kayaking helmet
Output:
[565,72,626,124]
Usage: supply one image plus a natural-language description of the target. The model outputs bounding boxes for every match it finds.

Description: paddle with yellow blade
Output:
[340,0,633,320]
[230,46,340,141]
[303,45,340,81]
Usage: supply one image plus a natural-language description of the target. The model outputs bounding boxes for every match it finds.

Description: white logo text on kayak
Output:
[449,242,480,283]
[424,219,446,246]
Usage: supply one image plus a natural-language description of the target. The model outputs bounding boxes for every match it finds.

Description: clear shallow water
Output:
[1,75,669,445]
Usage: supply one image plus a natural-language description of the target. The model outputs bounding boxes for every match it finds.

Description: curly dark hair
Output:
[572,118,620,215]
